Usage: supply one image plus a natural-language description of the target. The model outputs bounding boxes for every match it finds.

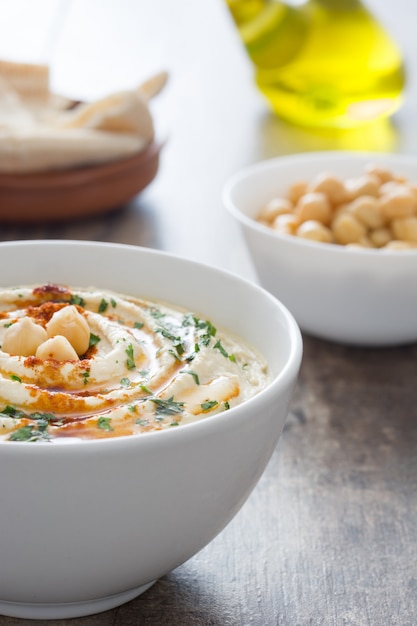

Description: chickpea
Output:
[379,181,407,197]
[346,237,374,249]
[2,317,48,357]
[332,213,367,245]
[259,197,293,223]
[287,180,308,205]
[296,192,332,225]
[36,335,79,361]
[256,161,417,251]
[296,220,333,243]
[46,305,90,356]
[391,216,417,243]
[345,174,380,199]
[272,213,300,235]
[332,202,350,220]
[409,183,417,202]
[347,195,386,229]
[384,240,417,250]
[369,227,392,248]
[379,187,417,220]
[364,163,393,184]
[307,172,348,205]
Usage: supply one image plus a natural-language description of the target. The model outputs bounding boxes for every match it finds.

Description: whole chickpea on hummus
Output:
[0,284,269,442]
[258,163,417,249]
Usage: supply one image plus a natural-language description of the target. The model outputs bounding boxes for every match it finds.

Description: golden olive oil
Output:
[227,0,405,128]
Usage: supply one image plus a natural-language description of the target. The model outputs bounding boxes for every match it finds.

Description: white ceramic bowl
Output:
[0,240,302,620]
[223,151,417,347]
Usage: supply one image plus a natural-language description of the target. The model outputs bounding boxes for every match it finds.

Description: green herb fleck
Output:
[89,333,101,348]
[197,319,217,346]
[9,426,49,442]
[10,375,22,383]
[70,294,85,307]
[120,377,131,387]
[224,401,230,410]
[168,349,181,362]
[180,370,200,385]
[213,339,235,362]
[156,328,185,356]
[98,299,108,313]
[9,414,51,442]
[170,421,179,426]
[140,384,152,395]
[134,321,144,330]
[125,344,136,370]
[0,405,26,419]
[150,396,185,417]
[3,322,12,328]
[97,416,113,431]
[150,308,165,319]
[111,298,117,308]
[201,400,218,412]
[81,371,90,385]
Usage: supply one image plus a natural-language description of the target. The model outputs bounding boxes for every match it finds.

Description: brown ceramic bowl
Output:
[0,141,162,223]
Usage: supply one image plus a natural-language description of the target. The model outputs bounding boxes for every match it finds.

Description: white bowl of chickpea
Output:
[223,151,417,346]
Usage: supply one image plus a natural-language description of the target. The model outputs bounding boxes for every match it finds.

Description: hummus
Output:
[0,284,269,442]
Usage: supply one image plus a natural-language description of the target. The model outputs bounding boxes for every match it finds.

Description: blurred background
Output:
[0,0,415,277]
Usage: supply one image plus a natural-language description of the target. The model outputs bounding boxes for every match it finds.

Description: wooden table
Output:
[0,1,416,624]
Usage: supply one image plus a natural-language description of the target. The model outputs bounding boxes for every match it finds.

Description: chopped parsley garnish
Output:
[0,405,26,419]
[134,321,144,329]
[10,375,22,383]
[224,401,230,410]
[3,322,12,328]
[9,425,50,442]
[120,377,131,387]
[156,328,185,356]
[182,313,195,327]
[201,400,219,412]
[196,319,217,347]
[180,370,200,385]
[139,368,149,377]
[213,339,236,362]
[9,413,53,442]
[111,298,117,308]
[150,396,185,417]
[97,416,113,431]
[125,344,136,370]
[140,384,152,395]
[150,308,165,319]
[136,418,148,426]
[70,294,85,307]
[98,299,108,313]
[89,333,101,348]
[168,349,181,362]
[30,412,55,423]
[81,371,90,385]
[170,421,179,427]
